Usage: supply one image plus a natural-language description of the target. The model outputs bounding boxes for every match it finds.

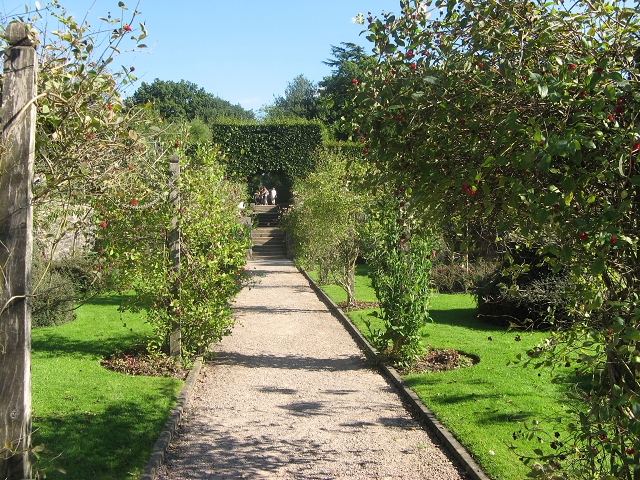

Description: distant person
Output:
[270,187,277,205]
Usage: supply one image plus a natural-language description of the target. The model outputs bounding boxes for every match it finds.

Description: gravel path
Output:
[156,259,466,479]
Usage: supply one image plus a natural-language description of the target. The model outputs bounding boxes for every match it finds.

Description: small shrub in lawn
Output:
[475,247,573,329]
[51,254,103,295]
[31,254,76,328]
[431,258,498,294]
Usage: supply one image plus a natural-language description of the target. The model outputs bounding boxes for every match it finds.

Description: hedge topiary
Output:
[210,119,325,179]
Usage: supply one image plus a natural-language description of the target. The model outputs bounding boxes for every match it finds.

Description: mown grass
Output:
[311,265,578,480]
[31,295,183,480]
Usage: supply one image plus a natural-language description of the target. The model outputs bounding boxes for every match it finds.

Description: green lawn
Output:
[31,295,183,479]
[312,266,577,480]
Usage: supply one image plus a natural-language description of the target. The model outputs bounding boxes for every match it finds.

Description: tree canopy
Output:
[263,74,320,121]
[128,79,255,123]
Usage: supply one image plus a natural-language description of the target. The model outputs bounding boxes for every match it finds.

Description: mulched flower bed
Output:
[337,301,379,311]
[397,348,477,375]
[101,348,189,379]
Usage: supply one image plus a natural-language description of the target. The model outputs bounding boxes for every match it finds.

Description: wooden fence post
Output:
[0,22,38,479]
[168,155,181,357]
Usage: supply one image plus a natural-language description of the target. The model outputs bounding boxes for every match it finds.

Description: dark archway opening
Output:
[248,170,292,205]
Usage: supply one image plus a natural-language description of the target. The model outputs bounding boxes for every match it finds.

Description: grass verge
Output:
[31,295,183,479]
[310,266,577,480]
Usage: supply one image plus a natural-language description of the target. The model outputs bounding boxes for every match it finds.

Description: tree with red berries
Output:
[349,0,640,477]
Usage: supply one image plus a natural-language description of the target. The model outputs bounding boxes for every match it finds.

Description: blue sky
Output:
[3,0,400,112]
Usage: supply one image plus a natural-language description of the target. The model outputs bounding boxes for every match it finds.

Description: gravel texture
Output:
[156,259,466,479]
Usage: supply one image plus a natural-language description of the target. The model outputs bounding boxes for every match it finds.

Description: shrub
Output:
[431,258,498,294]
[31,255,76,328]
[475,247,573,330]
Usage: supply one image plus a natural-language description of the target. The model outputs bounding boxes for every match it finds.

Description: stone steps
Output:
[250,205,287,259]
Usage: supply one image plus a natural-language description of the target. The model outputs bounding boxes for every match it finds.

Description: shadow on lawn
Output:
[32,331,147,359]
[33,395,175,480]
[429,307,500,333]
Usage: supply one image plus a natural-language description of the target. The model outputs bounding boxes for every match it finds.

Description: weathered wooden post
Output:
[0,22,38,479]
[168,154,181,357]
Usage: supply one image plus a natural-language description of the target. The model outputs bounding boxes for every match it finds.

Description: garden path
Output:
[156,259,466,479]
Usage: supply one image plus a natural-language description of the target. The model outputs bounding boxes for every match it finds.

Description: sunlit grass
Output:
[313,265,577,480]
[31,295,183,480]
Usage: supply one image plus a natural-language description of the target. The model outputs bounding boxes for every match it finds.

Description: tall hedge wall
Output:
[211,120,325,179]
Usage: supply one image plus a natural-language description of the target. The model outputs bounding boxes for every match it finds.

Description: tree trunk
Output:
[0,22,37,480]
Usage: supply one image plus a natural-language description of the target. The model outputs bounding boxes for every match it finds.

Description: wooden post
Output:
[168,155,181,357]
[0,22,37,480]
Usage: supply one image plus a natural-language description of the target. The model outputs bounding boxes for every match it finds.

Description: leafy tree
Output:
[362,194,436,368]
[263,74,320,121]
[318,43,377,139]
[95,144,251,355]
[281,150,365,306]
[129,78,255,123]
[348,0,640,477]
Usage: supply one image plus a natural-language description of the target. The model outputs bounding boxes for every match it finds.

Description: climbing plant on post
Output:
[0,22,37,480]
[168,154,181,357]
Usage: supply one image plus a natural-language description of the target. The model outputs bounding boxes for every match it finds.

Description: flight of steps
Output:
[251,205,287,259]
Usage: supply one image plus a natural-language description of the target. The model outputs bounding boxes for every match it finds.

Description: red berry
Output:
[100,221,107,229]
[608,114,614,121]
[610,236,617,245]
[131,198,137,206]
[477,62,483,68]
[579,231,587,241]
[406,49,414,58]
[627,448,635,455]
[568,63,576,70]
[124,24,132,32]
[410,63,417,70]
[130,66,135,72]
[396,115,403,121]
[352,78,358,85]
[580,91,586,98]
[107,104,113,110]
[174,141,180,148]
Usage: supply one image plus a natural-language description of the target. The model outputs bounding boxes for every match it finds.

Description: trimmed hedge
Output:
[211,120,325,179]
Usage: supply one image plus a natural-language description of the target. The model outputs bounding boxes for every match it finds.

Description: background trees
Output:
[262,74,320,120]
[348,0,640,477]
[128,78,255,123]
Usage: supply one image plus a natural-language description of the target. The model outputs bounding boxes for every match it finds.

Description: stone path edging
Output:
[300,268,491,480]
[140,357,203,480]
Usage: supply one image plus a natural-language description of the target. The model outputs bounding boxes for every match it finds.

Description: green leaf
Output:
[590,257,605,275]
[537,84,548,98]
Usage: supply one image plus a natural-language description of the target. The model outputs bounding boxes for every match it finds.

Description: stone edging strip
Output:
[140,357,203,480]
[300,268,491,480]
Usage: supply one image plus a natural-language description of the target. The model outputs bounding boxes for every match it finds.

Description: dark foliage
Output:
[474,248,573,330]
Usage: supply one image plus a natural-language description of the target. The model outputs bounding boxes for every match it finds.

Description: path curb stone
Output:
[140,357,203,480]
[300,268,491,480]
